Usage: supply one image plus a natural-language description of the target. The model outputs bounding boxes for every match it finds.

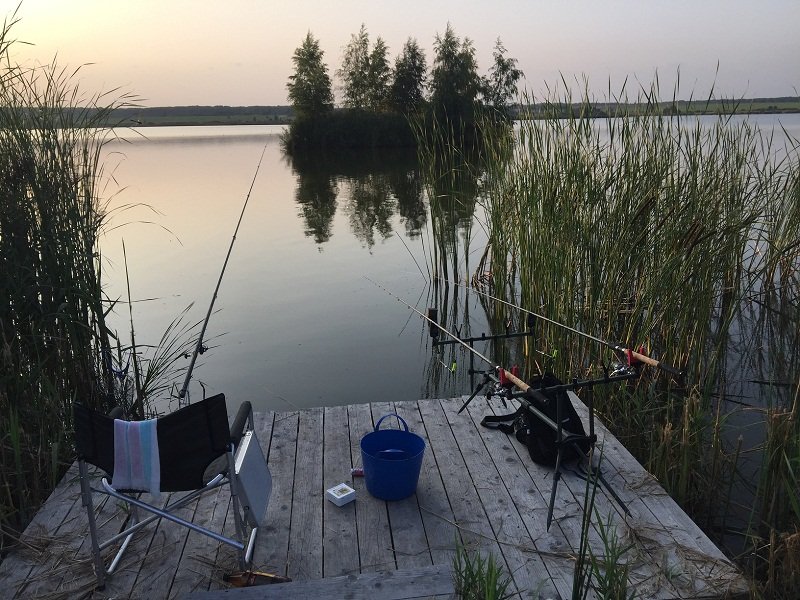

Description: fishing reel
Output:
[608,361,637,378]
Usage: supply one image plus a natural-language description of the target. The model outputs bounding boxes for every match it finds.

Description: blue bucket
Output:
[360,414,425,501]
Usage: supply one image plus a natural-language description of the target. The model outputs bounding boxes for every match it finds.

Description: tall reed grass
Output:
[416,81,800,597]
[0,12,132,553]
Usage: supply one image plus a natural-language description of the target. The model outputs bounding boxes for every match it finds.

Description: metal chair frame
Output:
[75,397,261,590]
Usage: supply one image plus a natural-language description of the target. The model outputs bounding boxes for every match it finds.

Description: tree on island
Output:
[366,37,391,111]
[390,38,427,115]
[429,24,482,125]
[481,38,524,119]
[287,32,333,118]
[338,25,392,112]
[338,24,371,109]
[285,25,523,151]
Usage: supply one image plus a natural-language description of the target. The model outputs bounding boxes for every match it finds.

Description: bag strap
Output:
[480,411,520,435]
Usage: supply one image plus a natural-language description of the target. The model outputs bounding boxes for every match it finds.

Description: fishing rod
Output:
[438,277,684,378]
[366,277,635,528]
[178,144,269,405]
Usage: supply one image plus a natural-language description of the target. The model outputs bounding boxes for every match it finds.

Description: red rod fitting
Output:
[626,347,644,366]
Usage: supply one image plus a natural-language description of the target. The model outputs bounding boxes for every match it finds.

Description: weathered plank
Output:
[368,401,431,571]
[415,399,512,587]
[169,410,276,599]
[464,397,578,599]
[286,406,324,580]
[182,564,454,600]
[441,397,562,599]
[322,404,359,577]
[46,492,123,598]
[348,402,396,572]
[133,491,201,597]
[252,410,297,578]
[482,392,682,599]
[0,463,83,598]
[376,401,435,570]
[393,400,460,568]
[168,485,231,598]
[570,398,748,598]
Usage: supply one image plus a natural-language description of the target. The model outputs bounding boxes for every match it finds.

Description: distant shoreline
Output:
[108,97,800,127]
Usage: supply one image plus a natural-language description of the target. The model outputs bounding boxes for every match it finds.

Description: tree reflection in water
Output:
[287,147,427,248]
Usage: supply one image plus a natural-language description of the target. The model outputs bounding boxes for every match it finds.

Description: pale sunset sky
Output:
[6,0,799,107]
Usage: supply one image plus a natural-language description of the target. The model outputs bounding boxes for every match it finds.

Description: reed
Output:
[415,78,799,595]
[0,13,134,552]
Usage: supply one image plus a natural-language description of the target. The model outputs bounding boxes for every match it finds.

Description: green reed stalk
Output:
[0,13,135,551]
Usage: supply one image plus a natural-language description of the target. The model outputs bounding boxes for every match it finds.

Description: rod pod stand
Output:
[498,367,638,529]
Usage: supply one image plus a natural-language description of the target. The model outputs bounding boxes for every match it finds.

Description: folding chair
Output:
[74,394,271,590]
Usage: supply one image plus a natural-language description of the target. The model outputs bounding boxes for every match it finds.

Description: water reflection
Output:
[288,148,426,247]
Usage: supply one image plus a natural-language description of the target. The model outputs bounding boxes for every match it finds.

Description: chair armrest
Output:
[230,401,253,448]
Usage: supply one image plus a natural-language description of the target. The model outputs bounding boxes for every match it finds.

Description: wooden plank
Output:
[251,410,297,579]
[371,400,427,570]
[93,490,176,597]
[441,397,562,599]
[286,406,324,580]
[482,393,680,599]
[370,401,431,570]
[206,488,236,591]
[170,411,276,599]
[379,401,435,570]
[11,475,100,598]
[480,394,614,599]
[0,463,83,598]
[44,492,123,598]
[181,563,454,600]
[393,400,460,567]
[562,393,686,599]
[22,476,159,599]
[133,490,200,597]
[322,404,359,577]
[168,485,231,598]
[464,396,578,599]
[570,398,749,598]
[348,402,396,573]
[2,402,747,600]
[414,400,513,589]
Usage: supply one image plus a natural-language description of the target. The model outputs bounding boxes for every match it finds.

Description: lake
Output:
[100,115,800,415]
[101,125,483,413]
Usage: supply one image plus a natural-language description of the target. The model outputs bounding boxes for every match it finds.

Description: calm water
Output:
[101,115,800,415]
[101,125,482,413]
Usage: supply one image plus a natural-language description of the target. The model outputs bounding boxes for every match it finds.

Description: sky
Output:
[6,0,799,107]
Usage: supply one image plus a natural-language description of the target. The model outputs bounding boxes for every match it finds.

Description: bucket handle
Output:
[374,413,409,433]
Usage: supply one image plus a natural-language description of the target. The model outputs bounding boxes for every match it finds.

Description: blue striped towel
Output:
[113,419,161,496]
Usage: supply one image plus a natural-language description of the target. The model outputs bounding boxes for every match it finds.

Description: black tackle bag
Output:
[481,373,590,467]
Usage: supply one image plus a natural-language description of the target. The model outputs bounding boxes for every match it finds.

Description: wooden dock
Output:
[0,395,748,599]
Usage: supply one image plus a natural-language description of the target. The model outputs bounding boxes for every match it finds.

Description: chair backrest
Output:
[74,394,231,492]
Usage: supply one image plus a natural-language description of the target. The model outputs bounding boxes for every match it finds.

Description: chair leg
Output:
[227,450,248,570]
[79,460,106,590]
[108,506,138,575]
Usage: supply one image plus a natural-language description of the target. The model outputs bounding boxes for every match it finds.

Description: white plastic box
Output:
[326,483,356,506]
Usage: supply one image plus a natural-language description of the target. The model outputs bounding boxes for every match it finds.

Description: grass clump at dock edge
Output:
[452,542,514,600]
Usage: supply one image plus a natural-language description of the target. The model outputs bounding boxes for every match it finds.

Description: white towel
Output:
[113,419,160,496]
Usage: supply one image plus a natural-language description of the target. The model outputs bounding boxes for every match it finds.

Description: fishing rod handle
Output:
[498,368,530,393]
[628,350,683,378]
